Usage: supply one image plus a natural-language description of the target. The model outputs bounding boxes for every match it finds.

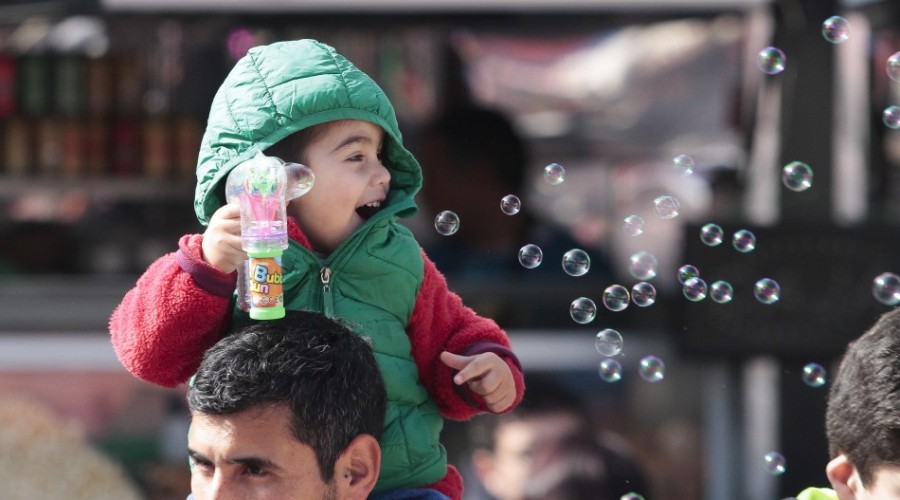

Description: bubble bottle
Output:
[226,150,314,319]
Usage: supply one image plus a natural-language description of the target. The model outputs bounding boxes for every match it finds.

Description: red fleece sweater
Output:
[109,218,524,500]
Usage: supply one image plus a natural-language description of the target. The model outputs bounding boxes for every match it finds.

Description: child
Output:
[795,307,900,500]
[109,39,525,500]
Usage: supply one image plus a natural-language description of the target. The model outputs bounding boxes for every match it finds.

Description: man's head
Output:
[187,310,386,500]
[825,307,900,499]
[267,119,391,254]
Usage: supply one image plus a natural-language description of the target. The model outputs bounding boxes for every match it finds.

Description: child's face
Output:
[287,120,390,254]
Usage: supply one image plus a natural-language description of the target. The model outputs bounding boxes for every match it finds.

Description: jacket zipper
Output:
[320,266,334,317]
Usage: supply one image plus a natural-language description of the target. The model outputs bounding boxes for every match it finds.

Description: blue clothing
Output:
[369,488,451,500]
[189,487,450,499]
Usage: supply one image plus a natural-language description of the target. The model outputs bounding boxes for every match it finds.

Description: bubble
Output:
[710,280,734,304]
[595,329,624,357]
[570,297,597,324]
[802,362,827,388]
[700,223,724,246]
[639,355,665,383]
[782,161,814,192]
[599,358,623,383]
[284,162,316,200]
[888,52,900,83]
[673,154,694,175]
[652,195,680,219]
[500,194,521,215]
[872,272,900,305]
[821,16,849,44]
[602,285,631,312]
[754,278,781,304]
[763,451,787,475]
[732,229,757,253]
[620,494,645,500]
[434,210,460,236]
[629,251,659,280]
[683,277,708,302]
[631,282,657,307]
[562,249,591,277]
[544,163,565,185]
[677,264,700,284]
[518,244,543,269]
[883,106,900,129]
[757,47,786,75]
[623,215,645,237]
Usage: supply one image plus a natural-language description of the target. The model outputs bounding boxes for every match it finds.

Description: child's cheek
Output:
[286,199,302,219]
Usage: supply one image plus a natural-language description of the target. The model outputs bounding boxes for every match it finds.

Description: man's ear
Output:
[826,454,860,500]
[335,434,381,500]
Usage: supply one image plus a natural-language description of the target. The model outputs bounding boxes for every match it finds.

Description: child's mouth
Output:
[356,200,383,220]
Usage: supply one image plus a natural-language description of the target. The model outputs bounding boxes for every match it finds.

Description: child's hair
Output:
[825,307,900,486]
[265,119,349,166]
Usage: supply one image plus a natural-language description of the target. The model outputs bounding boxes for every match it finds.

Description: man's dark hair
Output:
[826,307,900,487]
[187,310,387,482]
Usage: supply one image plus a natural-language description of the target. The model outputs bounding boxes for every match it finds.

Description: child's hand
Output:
[201,203,246,274]
[440,351,516,413]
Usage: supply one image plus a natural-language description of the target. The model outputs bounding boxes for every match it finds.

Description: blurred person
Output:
[795,307,900,500]
[520,439,611,500]
[416,105,614,282]
[468,373,649,500]
[414,105,616,330]
[0,395,141,500]
[186,310,392,500]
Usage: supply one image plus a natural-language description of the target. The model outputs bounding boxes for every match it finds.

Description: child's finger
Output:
[440,351,482,384]
[467,371,500,395]
[439,351,471,371]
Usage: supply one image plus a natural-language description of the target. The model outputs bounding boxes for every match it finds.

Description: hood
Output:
[194,39,422,226]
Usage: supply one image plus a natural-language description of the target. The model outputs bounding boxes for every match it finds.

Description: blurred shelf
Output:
[101,0,770,13]
[0,275,138,332]
[0,177,194,203]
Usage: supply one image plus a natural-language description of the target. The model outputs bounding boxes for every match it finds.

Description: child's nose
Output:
[373,162,391,186]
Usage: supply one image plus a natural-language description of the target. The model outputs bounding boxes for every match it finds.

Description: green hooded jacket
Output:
[194,39,446,493]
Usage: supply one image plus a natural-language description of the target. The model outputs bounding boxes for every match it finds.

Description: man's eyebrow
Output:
[228,455,281,471]
[188,449,210,463]
[188,449,280,471]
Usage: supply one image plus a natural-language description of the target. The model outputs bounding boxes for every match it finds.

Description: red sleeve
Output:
[109,234,233,388]
[408,250,525,421]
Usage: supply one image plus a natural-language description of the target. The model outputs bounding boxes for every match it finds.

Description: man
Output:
[186,310,386,499]
[796,307,900,500]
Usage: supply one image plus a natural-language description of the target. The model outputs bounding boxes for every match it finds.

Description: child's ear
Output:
[335,434,381,500]
[826,453,860,500]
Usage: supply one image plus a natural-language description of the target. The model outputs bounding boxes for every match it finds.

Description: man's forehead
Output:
[190,406,293,441]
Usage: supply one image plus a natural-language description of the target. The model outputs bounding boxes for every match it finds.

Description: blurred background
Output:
[0,0,899,498]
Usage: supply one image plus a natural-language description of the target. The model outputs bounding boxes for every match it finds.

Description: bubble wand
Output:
[226,150,315,319]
